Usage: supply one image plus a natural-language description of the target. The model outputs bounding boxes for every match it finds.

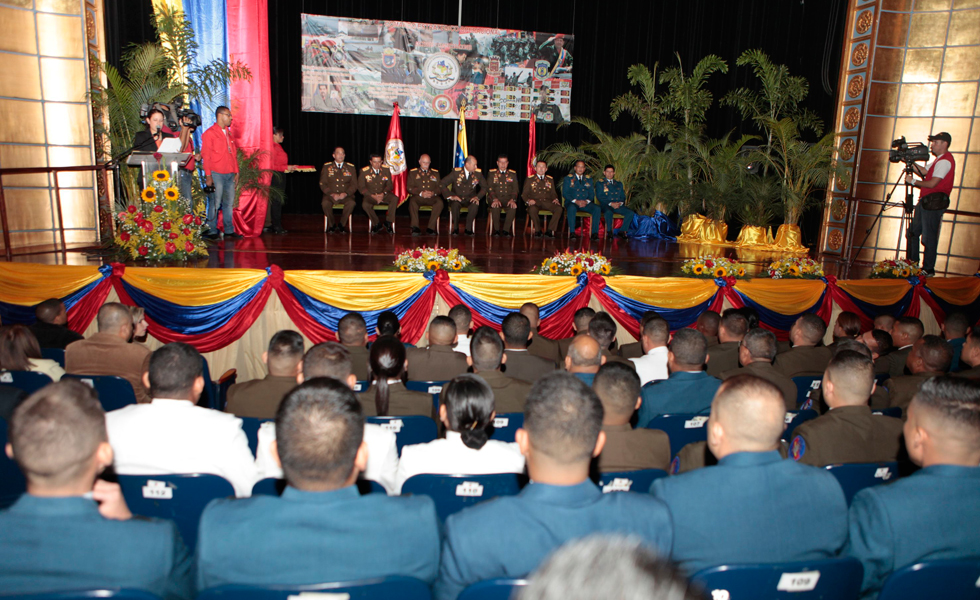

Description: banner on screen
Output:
[300,14,573,123]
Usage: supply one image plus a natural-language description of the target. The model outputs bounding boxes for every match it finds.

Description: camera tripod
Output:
[846,163,916,273]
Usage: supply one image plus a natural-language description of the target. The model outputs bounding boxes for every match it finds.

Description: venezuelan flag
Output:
[454,109,468,168]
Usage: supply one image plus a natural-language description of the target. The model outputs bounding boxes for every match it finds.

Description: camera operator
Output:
[904,132,954,276]
[175,113,202,206]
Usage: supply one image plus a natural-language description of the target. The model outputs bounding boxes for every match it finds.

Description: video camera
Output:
[139,98,202,132]
[889,136,930,164]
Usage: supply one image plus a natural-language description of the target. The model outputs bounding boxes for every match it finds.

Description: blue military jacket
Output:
[561,174,595,203]
[595,179,626,207]
[638,371,722,428]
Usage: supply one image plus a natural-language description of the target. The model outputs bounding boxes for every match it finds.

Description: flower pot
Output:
[771,224,808,253]
[734,225,774,248]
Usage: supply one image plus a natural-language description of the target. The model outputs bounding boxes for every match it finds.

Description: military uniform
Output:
[721,361,799,411]
[954,363,980,378]
[618,341,643,359]
[673,440,790,474]
[527,332,562,364]
[598,424,671,473]
[224,375,299,419]
[319,161,358,230]
[594,178,636,236]
[406,345,469,382]
[773,345,833,378]
[789,405,905,467]
[475,370,532,414]
[357,382,434,418]
[407,167,443,231]
[522,174,564,234]
[562,174,601,235]
[880,345,913,378]
[883,371,944,416]
[705,341,741,378]
[344,344,371,382]
[486,168,520,234]
[440,168,487,233]
[502,349,557,384]
[602,349,636,371]
[357,165,398,230]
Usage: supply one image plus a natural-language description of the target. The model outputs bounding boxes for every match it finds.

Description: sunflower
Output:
[399,264,409,272]
[600,263,610,275]
[164,187,179,201]
[152,170,169,182]
[141,187,156,202]
[570,264,583,277]
[548,263,559,274]
[788,264,801,276]
[891,269,901,277]
[714,267,727,278]
[899,268,910,278]
[451,259,463,271]
[737,267,746,277]
[692,264,705,275]
[426,261,440,271]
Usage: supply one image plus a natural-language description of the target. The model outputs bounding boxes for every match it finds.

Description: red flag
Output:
[527,113,537,177]
[384,102,408,204]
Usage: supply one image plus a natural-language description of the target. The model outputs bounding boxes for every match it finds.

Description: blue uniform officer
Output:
[562,160,601,239]
[595,165,634,239]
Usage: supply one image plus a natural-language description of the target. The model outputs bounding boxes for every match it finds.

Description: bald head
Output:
[428,316,457,346]
[708,375,786,458]
[96,303,134,340]
[35,298,66,324]
[566,335,602,373]
[696,311,720,338]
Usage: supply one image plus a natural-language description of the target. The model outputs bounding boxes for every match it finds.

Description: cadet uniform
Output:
[598,424,671,473]
[502,349,557,384]
[880,345,913,378]
[521,174,564,235]
[528,332,562,364]
[561,174,601,236]
[618,341,644,359]
[720,361,798,411]
[594,177,635,237]
[475,370,532,414]
[357,382,433,418]
[407,167,443,232]
[406,345,469,382]
[440,168,487,234]
[954,362,980,379]
[486,168,520,234]
[705,341,741,378]
[773,345,833,378]
[883,371,944,416]
[319,161,358,231]
[672,440,790,474]
[357,165,398,231]
[789,405,905,467]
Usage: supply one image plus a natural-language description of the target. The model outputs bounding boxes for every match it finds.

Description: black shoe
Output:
[590,233,599,241]
[325,225,335,233]
[425,228,437,235]
[226,232,244,239]
[411,226,421,237]
[384,222,395,234]
[534,231,543,238]
[337,225,349,234]
[924,268,936,276]
[618,231,629,240]
[203,232,220,240]
[273,228,288,235]
[502,230,513,237]
[465,229,475,236]
[569,233,580,240]
[451,229,459,236]
[491,230,501,237]
[262,227,274,234]
[545,231,555,238]
[371,223,384,234]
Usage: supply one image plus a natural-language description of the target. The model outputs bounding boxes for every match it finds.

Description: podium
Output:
[127,151,191,189]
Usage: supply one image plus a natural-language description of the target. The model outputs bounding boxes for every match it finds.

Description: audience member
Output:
[808,339,890,412]
[651,375,847,574]
[434,373,673,600]
[883,316,925,378]
[694,310,721,347]
[861,328,893,363]
[773,314,833,378]
[874,314,896,333]
[955,325,980,379]
[196,378,440,589]
[449,304,474,357]
[618,310,664,359]
[375,310,402,340]
[705,311,748,377]
[467,326,532,413]
[29,298,83,349]
[66,303,152,403]
[884,334,952,416]
[520,302,561,363]
[557,307,595,361]
[407,316,469,381]
[360,337,432,417]
[501,312,557,383]
[0,325,64,382]
[106,343,257,497]
[593,362,669,472]
[629,317,669,386]
[394,374,525,494]
[844,376,980,597]
[721,328,797,410]
[637,329,720,428]
[225,330,303,419]
[833,311,862,342]
[941,311,969,372]
[0,380,192,598]
[790,351,904,466]
[130,306,149,344]
[564,335,605,386]
[338,312,370,381]
[736,306,761,330]
[589,312,633,369]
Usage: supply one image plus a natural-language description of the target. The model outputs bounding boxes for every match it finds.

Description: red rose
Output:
[182,214,194,224]
[412,250,422,259]
[182,228,191,236]
[162,221,172,230]
[138,246,149,256]
[185,241,195,252]
[194,216,202,226]
[119,232,130,242]
[437,249,448,257]
[169,232,179,240]
[127,205,137,214]
[142,221,154,233]
[118,211,128,221]
[705,259,714,268]
[165,242,176,254]
[153,152,162,160]
[153,205,164,213]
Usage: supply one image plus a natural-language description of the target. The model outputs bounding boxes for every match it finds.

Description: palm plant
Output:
[690,133,755,222]
[760,118,840,226]
[236,149,285,206]
[609,63,676,145]
[736,173,781,228]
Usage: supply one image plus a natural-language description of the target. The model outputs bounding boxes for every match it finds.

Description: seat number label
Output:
[776,571,820,592]
[455,481,484,497]
[142,480,173,499]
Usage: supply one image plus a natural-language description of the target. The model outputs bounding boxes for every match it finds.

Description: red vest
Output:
[924,152,955,197]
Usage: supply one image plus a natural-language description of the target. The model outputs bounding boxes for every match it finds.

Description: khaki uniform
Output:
[65,333,152,404]
[343,344,370,382]
[407,168,443,230]
[357,166,398,227]
[721,361,798,411]
[619,341,644,360]
[528,332,562,364]
[602,349,636,371]
[879,346,913,379]
[486,169,520,233]
[319,162,358,229]
[502,349,557,384]
[224,375,298,419]
[598,424,671,473]
[773,345,833,378]
[522,175,563,232]
[440,168,487,232]
[705,341,741,378]
[884,371,944,416]
[789,405,905,467]
[808,384,891,414]
[406,345,469,382]
[476,370,532,414]
[954,364,980,379]
[357,381,433,418]
[675,440,789,474]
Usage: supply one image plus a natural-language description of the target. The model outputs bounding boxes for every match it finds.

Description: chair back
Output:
[61,374,137,412]
[783,409,819,442]
[596,469,668,493]
[365,416,438,454]
[489,412,524,442]
[39,347,66,367]
[0,417,26,509]
[645,414,710,458]
[353,380,369,392]
[116,473,234,550]
[198,356,218,410]
[457,578,528,600]
[691,557,863,600]
[239,417,271,457]
[877,559,980,600]
[792,376,823,409]
[0,370,52,395]
[401,473,524,521]
[1,590,164,600]
[405,380,447,414]
[872,407,903,419]
[251,477,285,497]
[825,461,899,505]
[197,576,432,600]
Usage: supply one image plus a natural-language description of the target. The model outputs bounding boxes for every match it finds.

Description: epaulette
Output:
[508,169,516,173]
[361,166,370,171]
[431,168,440,172]
[546,175,554,179]
[345,162,354,166]
[454,167,463,171]
[409,167,418,172]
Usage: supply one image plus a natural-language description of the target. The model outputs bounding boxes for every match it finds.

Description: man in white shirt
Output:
[630,317,670,386]
[106,343,258,498]
[449,303,473,357]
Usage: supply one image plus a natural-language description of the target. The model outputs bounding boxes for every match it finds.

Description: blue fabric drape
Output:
[119,276,266,335]
[183,0,228,148]
[736,289,828,332]
[284,281,431,333]
[602,286,718,331]
[0,267,111,326]
[448,282,587,326]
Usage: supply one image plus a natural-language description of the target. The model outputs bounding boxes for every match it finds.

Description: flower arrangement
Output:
[766,257,824,279]
[536,251,616,276]
[393,246,476,272]
[680,256,748,279]
[115,168,208,261]
[869,259,924,279]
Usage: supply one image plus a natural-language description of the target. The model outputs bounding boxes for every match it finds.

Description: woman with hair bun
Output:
[392,373,525,494]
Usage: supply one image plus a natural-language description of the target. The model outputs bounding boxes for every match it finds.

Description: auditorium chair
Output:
[644,413,711,458]
[872,407,903,418]
[596,469,668,493]
[489,412,523,442]
[39,347,65,367]
[197,576,432,600]
[448,205,469,233]
[792,375,823,409]
[824,461,899,505]
[353,380,369,392]
[691,557,863,600]
[0,416,26,509]
[0,370,52,395]
[251,478,386,497]
[782,409,819,442]
[1,590,163,600]
[405,380,447,413]
[116,473,235,550]
[457,578,528,600]
[877,559,980,600]
[418,205,441,233]
[401,473,525,521]
[524,209,554,234]
[198,356,237,411]
[365,415,438,455]
[485,214,516,236]
[323,211,353,233]
[61,374,136,412]
[368,205,395,232]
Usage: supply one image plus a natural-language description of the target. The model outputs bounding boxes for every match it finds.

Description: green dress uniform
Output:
[521,174,564,234]
[486,168,520,234]
[357,165,398,230]
[561,174,601,235]
[789,405,905,467]
[407,167,443,231]
[440,168,487,233]
[319,161,358,230]
[594,178,636,236]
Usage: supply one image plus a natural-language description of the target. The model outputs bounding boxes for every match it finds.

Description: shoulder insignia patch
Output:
[454,167,463,171]
[508,169,516,173]
[790,435,806,461]
[409,168,418,172]
[670,456,680,474]
[361,166,370,171]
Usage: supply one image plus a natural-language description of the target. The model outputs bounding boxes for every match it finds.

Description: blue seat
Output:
[877,559,980,600]
[872,407,903,419]
[196,576,432,600]
[366,416,438,455]
[645,414,710,458]
[199,356,217,410]
[0,589,164,600]
[0,370,52,395]
[457,578,528,600]
[239,417,272,457]
[252,477,386,497]
[0,417,26,509]
[401,473,524,521]
[39,347,66,368]
[489,412,524,442]
[792,376,823,410]
[353,380,369,393]
[825,461,899,505]
[405,380,448,413]
[596,469,668,493]
[116,473,234,550]
[691,557,863,600]
[61,374,137,412]
[783,409,819,442]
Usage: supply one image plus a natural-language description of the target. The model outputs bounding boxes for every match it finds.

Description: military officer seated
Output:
[595,165,635,239]
[522,160,564,237]
[844,376,980,597]
[954,325,980,379]
[705,311,747,378]
[486,154,520,236]
[406,316,469,382]
[466,326,532,414]
[593,362,670,473]
[407,154,442,236]
[440,155,487,236]
[720,328,798,410]
[883,334,952,416]
[562,160,601,240]
[637,329,721,428]
[773,314,833,378]
[357,154,398,234]
[319,146,357,234]
[225,330,304,419]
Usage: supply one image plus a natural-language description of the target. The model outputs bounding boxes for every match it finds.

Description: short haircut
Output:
[267,330,304,371]
[302,342,352,381]
[535,160,547,167]
[520,302,540,320]
[875,314,896,330]
[215,105,230,117]
[448,304,473,335]
[147,342,202,398]
[524,373,603,464]
[273,126,284,135]
[713,374,786,448]
[639,310,663,327]
[870,329,893,356]
[833,338,872,359]
[742,327,778,362]
[836,311,862,338]
[502,312,532,347]
[944,311,970,337]
[470,326,505,371]
[642,318,670,345]
[10,379,106,486]
[912,376,980,450]
[796,313,827,345]
[428,315,457,345]
[442,374,495,450]
[895,316,925,342]
[670,328,708,366]
[603,164,614,171]
[337,312,367,345]
[497,153,509,160]
[369,153,382,161]
[96,302,133,332]
[697,311,720,336]
[719,312,749,339]
[593,362,641,417]
[567,336,602,368]
[275,378,364,488]
[573,307,596,332]
[919,334,953,372]
[588,312,617,349]
[376,311,400,337]
[573,159,586,168]
[737,307,760,330]
[825,350,875,404]
[34,298,64,323]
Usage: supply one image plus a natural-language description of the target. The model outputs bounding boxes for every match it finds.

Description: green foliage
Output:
[609,63,675,144]
[236,149,285,205]
[759,118,841,225]
[736,174,781,227]
[690,133,756,222]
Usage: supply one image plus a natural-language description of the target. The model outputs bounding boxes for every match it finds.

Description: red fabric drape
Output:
[526,114,536,177]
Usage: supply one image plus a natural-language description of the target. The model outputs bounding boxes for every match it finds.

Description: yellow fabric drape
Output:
[449,274,582,308]
[837,279,912,305]
[734,225,775,248]
[737,279,828,315]
[677,214,731,245]
[926,276,980,306]
[122,268,268,306]
[771,224,809,253]
[0,264,103,305]
[605,276,718,309]
[284,270,430,311]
